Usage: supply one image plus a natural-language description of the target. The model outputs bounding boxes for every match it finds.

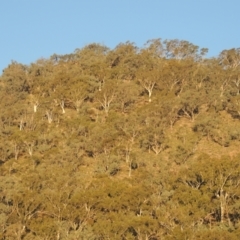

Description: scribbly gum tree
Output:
[0,140,12,163]
[229,69,240,96]
[165,61,196,100]
[219,48,240,70]
[28,58,55,96]
[0,173,43,240]
[178,89,205,122]
[173,154,240,234]
[136,49,163,102]
[195,109,240,147]
[209,156,240,226]
[161,62,180,93]
[115,116,144,177]
[95,80,116,115]
[149,129,167,155]
[164,39,208,61]
[138,69,157,102]
[143,38,165,58]
[227,95,240,118]
[115,80,141,112]
[169,126,200,165]
[193,112,222,141]
[0,63,31,133]
[158,95,180,129]
[106,41,139,81]
[1,61,30,97]
[74,43,109,90]
[139,106,169,155]
[70,87,87,112]
[172,159,213,231]
[87,178,161,239]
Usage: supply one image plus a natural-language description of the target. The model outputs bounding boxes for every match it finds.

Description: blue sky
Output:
[1,0,240,72]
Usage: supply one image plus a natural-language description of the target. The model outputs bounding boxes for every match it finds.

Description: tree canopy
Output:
[1,39,240,239]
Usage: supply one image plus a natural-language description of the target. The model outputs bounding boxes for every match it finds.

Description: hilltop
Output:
[1,39,240,239]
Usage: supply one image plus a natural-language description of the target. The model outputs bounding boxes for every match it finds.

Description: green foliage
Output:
[1,38,240,239]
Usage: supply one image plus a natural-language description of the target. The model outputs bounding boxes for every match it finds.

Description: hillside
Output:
[1,39,240,239]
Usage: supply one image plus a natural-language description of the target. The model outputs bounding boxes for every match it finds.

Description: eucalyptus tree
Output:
[219,48,240,70]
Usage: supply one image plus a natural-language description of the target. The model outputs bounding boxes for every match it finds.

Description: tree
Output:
[115,80,141,113]
[178,89,205,122]
[174,155,240,228]
[95,81,116,115]
[2,39,240,239]
[219,48,240,69]
[143,38,165,59]
[164,39,208,61]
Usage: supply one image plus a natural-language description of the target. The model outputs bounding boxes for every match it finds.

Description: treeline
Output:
[0,39,240,239]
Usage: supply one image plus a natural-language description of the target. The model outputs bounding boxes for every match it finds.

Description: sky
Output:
[1,0,240,72]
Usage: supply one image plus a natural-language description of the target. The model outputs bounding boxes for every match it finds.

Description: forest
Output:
[1,38,240,239]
